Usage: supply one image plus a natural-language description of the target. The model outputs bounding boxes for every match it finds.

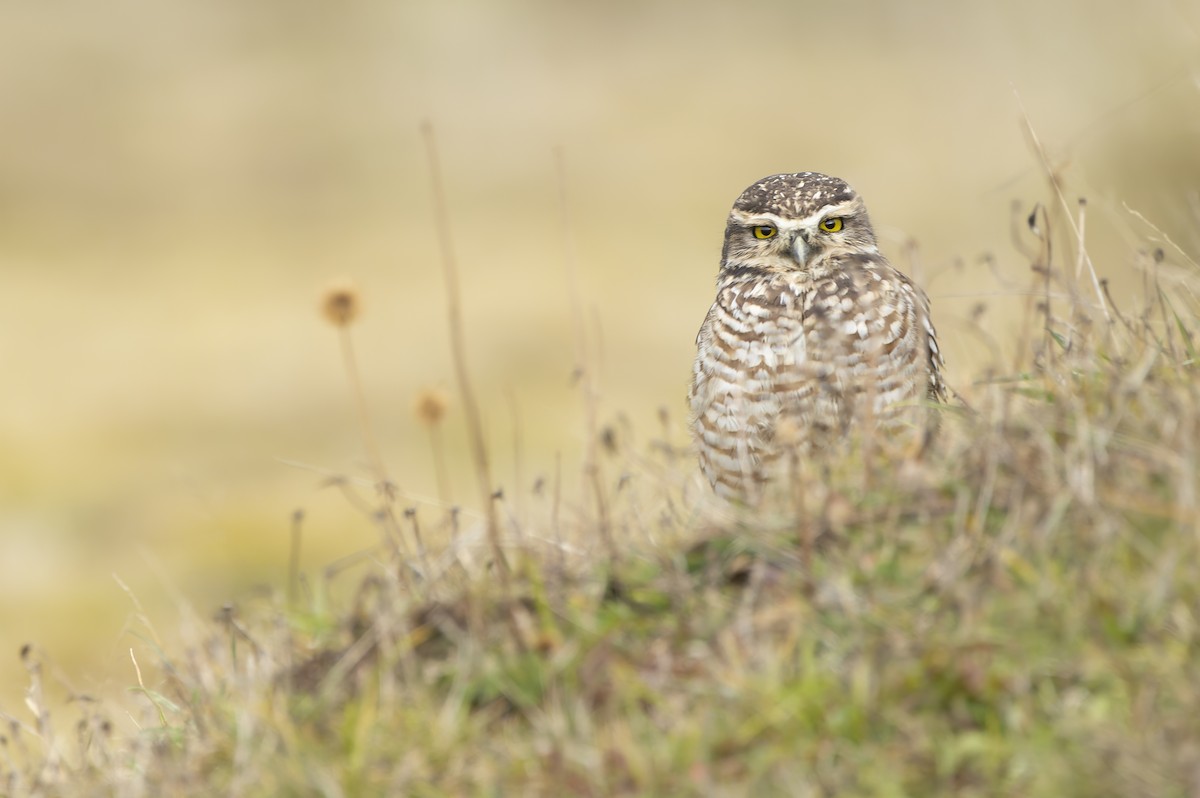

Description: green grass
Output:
[5,211,1200,798]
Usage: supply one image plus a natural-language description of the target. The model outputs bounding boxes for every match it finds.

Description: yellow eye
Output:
[820,217,843,232]
[753,225,776,239]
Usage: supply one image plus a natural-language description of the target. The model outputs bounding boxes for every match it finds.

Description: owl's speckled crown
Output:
[732,172,858,218]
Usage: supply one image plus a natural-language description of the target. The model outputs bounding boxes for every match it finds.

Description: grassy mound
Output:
[6,202,1199,797]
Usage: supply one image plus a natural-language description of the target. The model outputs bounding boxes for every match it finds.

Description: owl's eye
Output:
[753,225,777,239]
[820,217,843,232]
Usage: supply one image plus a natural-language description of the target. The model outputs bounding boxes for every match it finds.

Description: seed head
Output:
[320,281,361,328]
[413,387,450,427]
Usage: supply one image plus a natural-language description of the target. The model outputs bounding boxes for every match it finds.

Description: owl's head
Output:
[720,172,879,277]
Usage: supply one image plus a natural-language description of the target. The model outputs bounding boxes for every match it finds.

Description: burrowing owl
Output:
[689,172,945,502]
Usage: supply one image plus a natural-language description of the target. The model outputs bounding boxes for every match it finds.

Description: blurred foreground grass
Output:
[4,174,1199,796]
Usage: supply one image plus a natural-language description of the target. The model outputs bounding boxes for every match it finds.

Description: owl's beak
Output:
[790,231,809,265]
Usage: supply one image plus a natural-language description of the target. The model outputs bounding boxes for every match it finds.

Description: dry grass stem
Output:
[320,281,391,489]
[1013,86,1111,323]
[420,123,503,572]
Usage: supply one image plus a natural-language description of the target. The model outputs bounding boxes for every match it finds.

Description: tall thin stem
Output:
[420,121,508,580]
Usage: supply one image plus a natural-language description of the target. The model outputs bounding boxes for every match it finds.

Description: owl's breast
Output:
[691,269,926,430]
[693,283,808,397]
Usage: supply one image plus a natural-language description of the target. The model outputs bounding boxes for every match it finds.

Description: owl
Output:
[689,172,946,503]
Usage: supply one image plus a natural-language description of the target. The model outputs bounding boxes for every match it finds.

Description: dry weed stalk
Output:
[1013,87,1109,325]
[420,122,520,650]
[419,123,502,571]
[320,282,390,488]
[320,283,412,585]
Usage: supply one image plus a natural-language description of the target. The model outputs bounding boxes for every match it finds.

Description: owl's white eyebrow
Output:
[806,200,859,223]
[732,203,859,230]
[733,212,793,228]
[776,207,855,230]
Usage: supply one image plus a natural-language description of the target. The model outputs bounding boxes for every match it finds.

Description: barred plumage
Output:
[689,173,945,502]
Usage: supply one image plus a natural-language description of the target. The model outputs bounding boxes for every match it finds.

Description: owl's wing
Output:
[796,255,945,407]
[914,284,947,403]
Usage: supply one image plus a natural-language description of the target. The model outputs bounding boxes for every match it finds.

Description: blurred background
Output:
[1,0,1197,714]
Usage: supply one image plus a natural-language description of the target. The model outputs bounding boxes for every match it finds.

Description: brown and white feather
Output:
[689,173,945,502]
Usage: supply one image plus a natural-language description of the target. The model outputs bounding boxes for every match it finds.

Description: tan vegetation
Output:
[2,2,1198,794]
[5,151,1199,795]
